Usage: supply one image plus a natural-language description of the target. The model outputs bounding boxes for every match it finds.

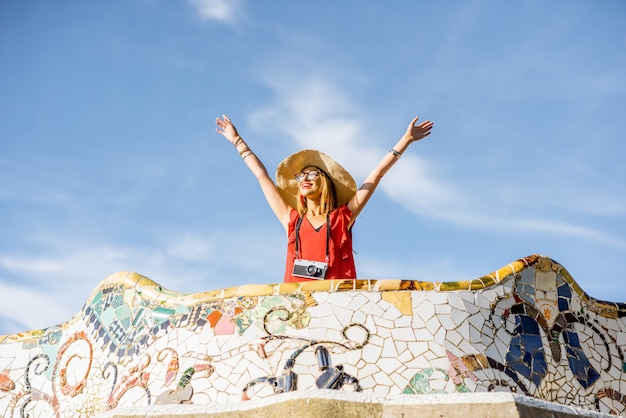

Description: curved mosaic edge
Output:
[1,253,625,416]
[2,253,623,343]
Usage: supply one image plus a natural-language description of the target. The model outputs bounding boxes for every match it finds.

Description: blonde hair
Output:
[296,167,337,216]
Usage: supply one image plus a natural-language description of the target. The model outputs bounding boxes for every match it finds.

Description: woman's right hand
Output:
[215,114,240,144]
[403,116,433,143]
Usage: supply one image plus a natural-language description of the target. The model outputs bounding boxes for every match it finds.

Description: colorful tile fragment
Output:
[0,255,624,417]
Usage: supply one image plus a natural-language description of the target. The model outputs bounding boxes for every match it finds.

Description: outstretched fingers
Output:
[406,116,434,141]
[215,114,238,142]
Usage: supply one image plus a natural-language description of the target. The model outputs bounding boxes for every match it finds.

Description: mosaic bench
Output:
[0,254,624,417]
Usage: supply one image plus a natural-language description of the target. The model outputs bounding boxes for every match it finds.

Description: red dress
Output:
[283,205,357,282]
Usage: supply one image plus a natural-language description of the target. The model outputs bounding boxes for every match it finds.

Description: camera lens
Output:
[307,265,321,276]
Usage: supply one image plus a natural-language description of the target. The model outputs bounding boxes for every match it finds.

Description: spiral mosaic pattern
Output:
[0,254,624,417]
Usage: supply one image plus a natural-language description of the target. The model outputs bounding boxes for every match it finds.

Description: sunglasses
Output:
[294,170,320,182]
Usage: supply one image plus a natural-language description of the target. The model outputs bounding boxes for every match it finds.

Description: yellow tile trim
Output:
[4,254,622,342]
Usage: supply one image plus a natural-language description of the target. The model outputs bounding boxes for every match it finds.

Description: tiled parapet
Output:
[0,254,624,417]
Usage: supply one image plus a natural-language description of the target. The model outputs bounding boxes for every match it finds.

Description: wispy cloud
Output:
[0,226,286,333]
[248,75,626,249]
[188,0,242,24]
[247,75,480,212]
[0,281,76,335]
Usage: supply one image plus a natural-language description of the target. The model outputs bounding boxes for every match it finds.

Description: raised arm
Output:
[347,116,433,223]
[215,115,292,231]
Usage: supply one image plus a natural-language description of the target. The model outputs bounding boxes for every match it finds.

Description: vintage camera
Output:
[292,259,327,279]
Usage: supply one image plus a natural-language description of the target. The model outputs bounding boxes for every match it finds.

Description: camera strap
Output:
[294,213,331,262]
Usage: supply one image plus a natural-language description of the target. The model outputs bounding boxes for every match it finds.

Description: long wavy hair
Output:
[296,167,337,216]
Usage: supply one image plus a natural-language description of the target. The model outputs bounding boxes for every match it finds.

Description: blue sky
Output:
[1,0,625,335]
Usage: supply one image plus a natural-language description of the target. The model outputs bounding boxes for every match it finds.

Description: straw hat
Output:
[276,149,357,209]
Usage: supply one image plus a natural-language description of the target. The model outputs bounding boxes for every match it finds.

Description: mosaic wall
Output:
[0,254,625,417]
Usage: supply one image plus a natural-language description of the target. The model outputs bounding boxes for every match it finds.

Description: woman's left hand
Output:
[405,116,434,142]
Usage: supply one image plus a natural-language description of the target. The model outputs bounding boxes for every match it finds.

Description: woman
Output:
[215,114,433,282]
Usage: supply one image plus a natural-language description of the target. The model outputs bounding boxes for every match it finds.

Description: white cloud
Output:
[383,160,626,249]
[247,75,626,250]
[249,75,467,215]
[188,0,241,24]
[0,226,287,334]
[0,282,74,334]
